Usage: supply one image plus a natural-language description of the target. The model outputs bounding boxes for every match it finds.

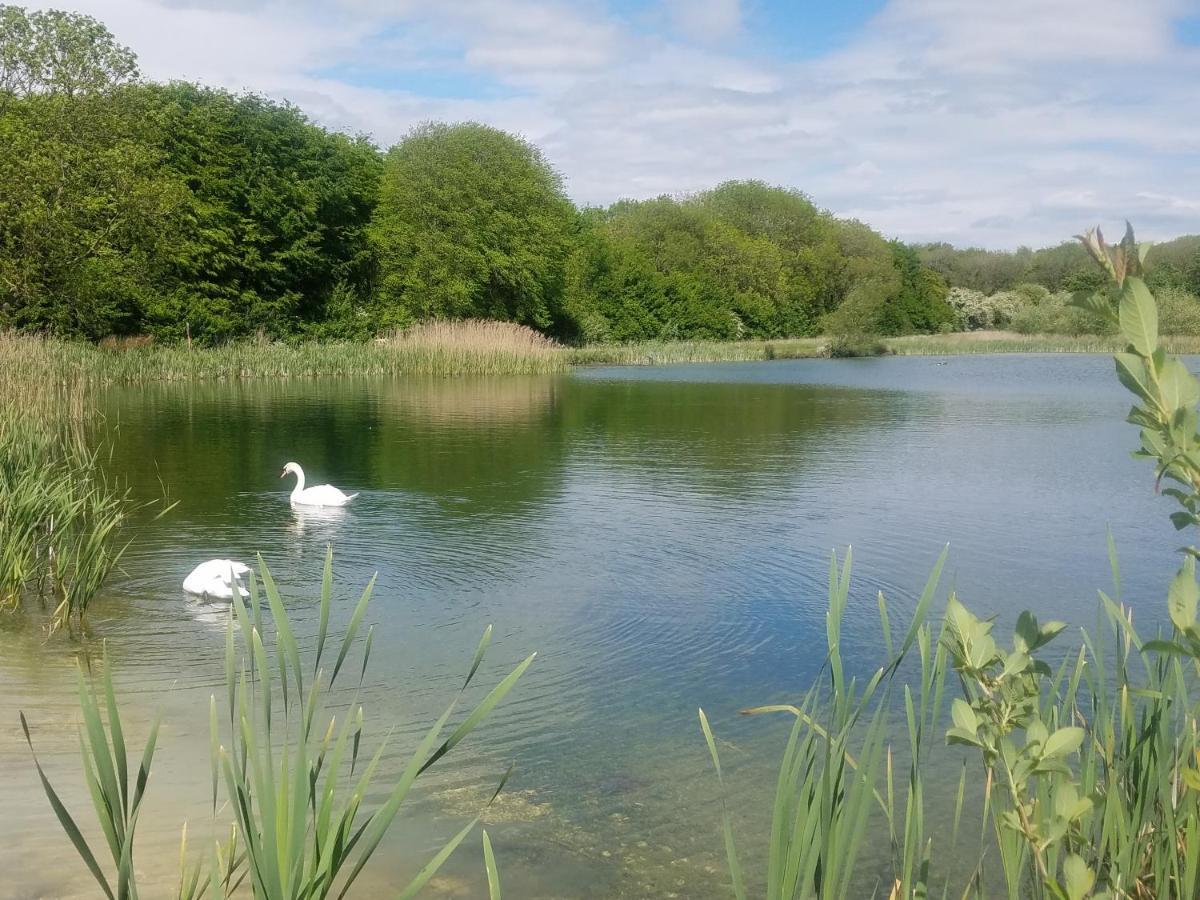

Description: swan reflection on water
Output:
[183,593,236,631]
[288,501,350,540]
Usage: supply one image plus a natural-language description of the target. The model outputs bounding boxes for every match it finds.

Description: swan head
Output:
[281,461,302,479]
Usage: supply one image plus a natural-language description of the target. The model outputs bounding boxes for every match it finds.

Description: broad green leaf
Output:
[1169,558,1199,633]
[1172,511,1198,531]
[946,727,982,748]
[1159,357,1200,414]
[1041,726,1084,759]
[1119,277,1157,356]
[1114,353,1155,404]
[950,698,977,734]
[1063,854,1095,900]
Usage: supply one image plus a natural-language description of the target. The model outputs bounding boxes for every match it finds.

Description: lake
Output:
[0,354,1180,898]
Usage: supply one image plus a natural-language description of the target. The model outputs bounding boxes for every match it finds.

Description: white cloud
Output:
[663,0,741,42]
[29,0,1200,248]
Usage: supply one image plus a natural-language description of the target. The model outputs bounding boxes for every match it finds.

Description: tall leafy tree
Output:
[370,122,576,331]
[138,83,382,340]
[878,241,955,334]
[0,5,178,337]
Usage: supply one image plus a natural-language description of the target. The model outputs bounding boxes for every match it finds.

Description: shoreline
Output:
[6,330,1200,385]
[566,331,1200,367]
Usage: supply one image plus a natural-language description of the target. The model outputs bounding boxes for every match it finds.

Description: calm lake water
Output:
[0,355,1183,898]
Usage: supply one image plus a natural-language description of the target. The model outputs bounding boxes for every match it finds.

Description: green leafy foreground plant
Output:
[701,224,1200,899]
[22,549,532,898]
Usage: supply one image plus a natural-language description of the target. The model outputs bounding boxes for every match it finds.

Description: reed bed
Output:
[12,325,1200,391]
[0,352,135,633]
[565,337,829,366]
[0,321,568,385]
[381,319,567,376]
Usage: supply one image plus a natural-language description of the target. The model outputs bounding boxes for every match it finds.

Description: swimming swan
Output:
[183,559,250,599]
[281,461,358,507]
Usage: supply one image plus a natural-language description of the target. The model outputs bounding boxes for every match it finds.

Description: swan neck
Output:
[290,466,305,499]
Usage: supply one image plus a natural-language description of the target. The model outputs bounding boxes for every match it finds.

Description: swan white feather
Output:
[183,559,249,599]
[281,461,358,507]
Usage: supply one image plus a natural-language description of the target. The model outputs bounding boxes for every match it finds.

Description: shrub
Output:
[1008,289,1115,336]
[826,334,889,357]
[1155,285,1200,335]
[946,286,1023,330]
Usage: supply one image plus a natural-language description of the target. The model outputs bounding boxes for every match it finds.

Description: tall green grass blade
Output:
[419,652,536,775]
[395,815,481,900]
[483,829,502,900]
[316,545,333,675]
[331,573,376,686]
[20,712,115,900]
[699,708,747,900]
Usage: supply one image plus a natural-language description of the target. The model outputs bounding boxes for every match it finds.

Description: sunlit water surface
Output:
[0,355,1182,898]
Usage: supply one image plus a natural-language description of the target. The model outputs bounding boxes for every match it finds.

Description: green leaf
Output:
[1014,610,1038,651]
[1115,353,1156,404]
[1041,726,1084,759]
[1159,357,1200,414]
[1025,719,1048,750]
[698,709,747,900]
[1119,277,1157,356]
[20,712,115,900]
[1063,854,1095,900]
[1142,638,1196,656]
[1169,557,1199,633]
[395,816,481,900]
[419,652,536,775]
[1171,511,1198,531]
[1001,649,1030,678]
[482,830,502,900]
[951,698,977,734]
[946,727,982,748]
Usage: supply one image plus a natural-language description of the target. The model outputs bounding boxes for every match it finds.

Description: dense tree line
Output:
[1,6,1195,344]
[918,235,1200,298]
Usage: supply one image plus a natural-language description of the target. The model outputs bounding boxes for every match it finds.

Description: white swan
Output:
[183,559,249,599]
[281,461,358,507]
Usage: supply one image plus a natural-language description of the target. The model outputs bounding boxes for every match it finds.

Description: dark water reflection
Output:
[0,355,1183,897]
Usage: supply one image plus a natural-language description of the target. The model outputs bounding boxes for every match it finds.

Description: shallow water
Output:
[0,355,1183,897]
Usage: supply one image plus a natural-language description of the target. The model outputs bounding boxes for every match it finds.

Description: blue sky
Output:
[41,0,1200,248]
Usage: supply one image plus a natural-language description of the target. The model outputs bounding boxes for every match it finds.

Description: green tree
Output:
[563,220,670,342]
[138,83,382,341]
[0,5,136,106]
[699,181,855,333]
[877,241,955,335]
[0,6,179,337]
[916,242,1031,294]
[1188,246,1200,296]
[370,122,576,332]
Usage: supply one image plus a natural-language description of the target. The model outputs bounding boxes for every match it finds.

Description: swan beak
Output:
[279,470,286,478]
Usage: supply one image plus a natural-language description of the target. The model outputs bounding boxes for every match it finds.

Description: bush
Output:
[946,286,1023,330]
[827,334,889,357]
[1155,286,1200,335]
[1008,290,1115,336]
